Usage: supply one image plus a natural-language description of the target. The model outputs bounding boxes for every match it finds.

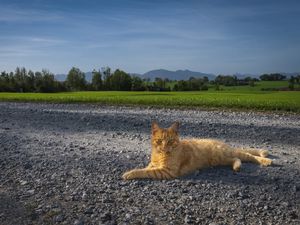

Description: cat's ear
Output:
[170,121,179,133]
[152,121,160,134]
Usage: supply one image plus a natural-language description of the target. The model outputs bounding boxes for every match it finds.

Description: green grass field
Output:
[0,88,299,112]
[219,81,290,92]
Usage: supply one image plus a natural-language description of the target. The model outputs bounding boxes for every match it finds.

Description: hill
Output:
[54,70,299,82]
[142,69,215,81]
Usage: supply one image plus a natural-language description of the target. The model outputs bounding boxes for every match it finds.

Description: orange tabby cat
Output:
[122,121,272,180]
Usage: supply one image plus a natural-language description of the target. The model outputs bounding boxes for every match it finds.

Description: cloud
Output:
[26,37,66,44]
[0,5,63,22]
[0,36,67,57]
[0,46,42,57]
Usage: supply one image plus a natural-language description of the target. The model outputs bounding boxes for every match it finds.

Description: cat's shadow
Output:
[181,160,284,186]
[268,154,280,159]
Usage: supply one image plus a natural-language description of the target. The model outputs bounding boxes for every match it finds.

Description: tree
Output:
[131,76,144,91]
[154,77,165,89]
[188,77,205,90]
[215,75,237,86]
[110,69,132,91]
[289,76,295,90]
[294,75,300,86]
[33,70,58,92]
[177,80,189,91]
[173,84,179,91]
[66,67,86,91]
[91,70,102,91]
[0,71,10,91]
[26,70,35,92]
[0,67,66,93]
[249,79,255,87]
[260,73,286,81]
[102,67,112,90]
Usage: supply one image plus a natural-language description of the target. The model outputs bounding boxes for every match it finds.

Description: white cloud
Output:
[0,36,67,57]
[0,5,63,22]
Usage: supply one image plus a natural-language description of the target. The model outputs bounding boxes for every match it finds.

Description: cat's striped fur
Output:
[122,121,272,180]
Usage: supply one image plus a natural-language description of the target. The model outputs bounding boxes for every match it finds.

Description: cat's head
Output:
[151,121,180,153]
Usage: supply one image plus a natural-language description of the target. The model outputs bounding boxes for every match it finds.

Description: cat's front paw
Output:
[122,170,136,180]
[260,158,272,166]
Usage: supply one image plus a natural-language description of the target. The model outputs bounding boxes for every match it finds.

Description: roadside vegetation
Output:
[0,67,299,112]
[0,91,299,112]
[1,67,299,93]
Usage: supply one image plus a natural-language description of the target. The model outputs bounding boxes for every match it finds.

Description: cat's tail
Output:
[232,149,272,166]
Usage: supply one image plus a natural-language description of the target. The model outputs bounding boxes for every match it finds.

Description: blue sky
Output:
[0,0,299,75]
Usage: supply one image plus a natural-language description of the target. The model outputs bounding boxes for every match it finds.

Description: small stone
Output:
[20,180,28,185]
[125,213,131,221]
[150,191,157,196]
[73,219,84,225]
[84,207,94,214]
[289,211,298,219]
[27,189,35,195]
[24,163,32,169]
[54,214,64,223]
[184,215,194,224]
[100,212,112,222]
[281,202,289,207]
[82,191,88,200]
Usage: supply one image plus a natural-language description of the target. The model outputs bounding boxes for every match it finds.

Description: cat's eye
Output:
[156,139,162,145]
[168,138,174,144]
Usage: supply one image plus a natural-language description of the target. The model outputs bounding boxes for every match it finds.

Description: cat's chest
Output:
[151,152,173,166]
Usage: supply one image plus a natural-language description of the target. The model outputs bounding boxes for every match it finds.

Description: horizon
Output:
[1,0,300,75]
[1,67,299,77]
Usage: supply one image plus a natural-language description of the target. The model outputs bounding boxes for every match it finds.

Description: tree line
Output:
[0,67,299,92]
[0,67,141,92]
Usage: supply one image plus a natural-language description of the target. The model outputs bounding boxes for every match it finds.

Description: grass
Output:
[0,89,299,112]
[219,81,290,92]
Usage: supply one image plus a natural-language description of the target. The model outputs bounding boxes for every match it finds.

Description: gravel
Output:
[0,102,299,225]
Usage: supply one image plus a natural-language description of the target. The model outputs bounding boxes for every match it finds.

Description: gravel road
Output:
[0,102,299,225]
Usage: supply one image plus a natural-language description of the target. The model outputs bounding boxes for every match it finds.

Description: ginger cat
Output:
[122,121,272,180]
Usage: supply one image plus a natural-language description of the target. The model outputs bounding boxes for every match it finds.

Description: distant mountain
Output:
[55,69,216,82]
[142,69,215,81]
[232,73,260,79]
[55,70,299,82]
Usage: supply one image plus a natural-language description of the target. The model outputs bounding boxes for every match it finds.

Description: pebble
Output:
[84,207,94,214]
[54,214,64,223]
[184,215,194,224]
[100,212,112,222]
[27,189,35,195]
[73,219,84,225]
